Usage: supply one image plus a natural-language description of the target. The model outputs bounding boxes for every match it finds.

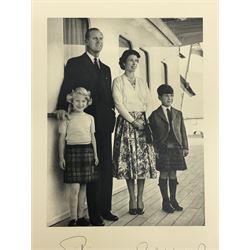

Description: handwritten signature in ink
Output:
[59,236,87,250]
[58,235,207,250]
[136,241,207,250]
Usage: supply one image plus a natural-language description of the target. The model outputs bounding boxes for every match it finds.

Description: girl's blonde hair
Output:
[66,87,92,113]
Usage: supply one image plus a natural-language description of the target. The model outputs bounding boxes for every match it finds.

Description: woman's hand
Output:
[132,118,145,130]
[94,156,99,166]
[59,158,66,170]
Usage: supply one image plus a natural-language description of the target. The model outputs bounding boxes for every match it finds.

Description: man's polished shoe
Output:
[89,216,105,226]
[101,211,119,221]
[129,209,137,215]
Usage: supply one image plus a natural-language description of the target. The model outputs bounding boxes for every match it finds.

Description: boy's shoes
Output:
[101,211,119,221]
[90,216,105,226]
[68,219,78,226]
[170,199,183,211]
[162,202,174,213]
[76,217,90,226]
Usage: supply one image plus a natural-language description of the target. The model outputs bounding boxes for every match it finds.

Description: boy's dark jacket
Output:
[149,106,189,153]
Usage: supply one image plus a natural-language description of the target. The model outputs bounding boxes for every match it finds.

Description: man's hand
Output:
[55,110,70,120]
[59,158,66,170]
[183,149,189,157]
[94,156,99,166]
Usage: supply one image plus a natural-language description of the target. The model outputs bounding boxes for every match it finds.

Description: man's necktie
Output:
[167,108,172,124]
[94,57,100,73]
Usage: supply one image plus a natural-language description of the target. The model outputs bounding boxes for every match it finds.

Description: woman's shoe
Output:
[129,199,137,215]
[129,208,137,215]
[137,200,144,215]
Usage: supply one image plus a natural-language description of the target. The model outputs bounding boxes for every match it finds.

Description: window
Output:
[119,35,132,49]
[63,18,89,63]
[63,18,89,45]
[139,48,150,87]
[161,62,168,84]
[119,35,132,74]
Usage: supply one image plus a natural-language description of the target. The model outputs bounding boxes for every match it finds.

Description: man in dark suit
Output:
[55,28,118,226]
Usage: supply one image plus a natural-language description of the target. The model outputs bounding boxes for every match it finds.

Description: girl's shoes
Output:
[68,219,77,226]
[129,208,137,215]
[68,217,90,226]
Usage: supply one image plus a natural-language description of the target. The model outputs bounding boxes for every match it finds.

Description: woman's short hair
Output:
[119,49,140,70]
[66,87,92,111]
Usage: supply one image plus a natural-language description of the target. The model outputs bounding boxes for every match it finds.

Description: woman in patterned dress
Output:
[112,49,157,215]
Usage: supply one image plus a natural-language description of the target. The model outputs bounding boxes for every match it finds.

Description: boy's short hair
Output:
[157,84,174,96]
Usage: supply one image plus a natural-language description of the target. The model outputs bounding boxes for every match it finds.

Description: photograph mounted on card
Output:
[32,0,218,249]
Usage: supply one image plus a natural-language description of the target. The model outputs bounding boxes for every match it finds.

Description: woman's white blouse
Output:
[112,74,153,123]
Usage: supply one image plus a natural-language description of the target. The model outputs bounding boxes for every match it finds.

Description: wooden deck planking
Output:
[173,208,198,226]
[188,206,205,226]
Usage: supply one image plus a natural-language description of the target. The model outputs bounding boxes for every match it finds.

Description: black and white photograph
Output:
[32,0,219,248]
[47,17,204,227]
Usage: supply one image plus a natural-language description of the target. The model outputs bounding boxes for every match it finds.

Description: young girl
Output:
[58,87,99,226]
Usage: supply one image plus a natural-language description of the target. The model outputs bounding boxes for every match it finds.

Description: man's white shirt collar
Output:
[161,105,171,122]
[86,51,100,66]
[161,105,171,111]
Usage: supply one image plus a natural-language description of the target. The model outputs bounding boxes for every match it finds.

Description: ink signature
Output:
[58,235,207,250]
[59,236,87,250]
[136,241,207,250]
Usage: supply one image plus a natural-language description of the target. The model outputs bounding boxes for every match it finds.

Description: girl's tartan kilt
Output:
[64,144,99,183]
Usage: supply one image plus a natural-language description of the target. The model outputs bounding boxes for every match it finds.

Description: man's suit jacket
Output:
[149,106,189,153]
[56,53,116,133]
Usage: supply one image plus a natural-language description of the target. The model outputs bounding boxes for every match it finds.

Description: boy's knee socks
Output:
[158,178,169,202]
[169,178,177,199]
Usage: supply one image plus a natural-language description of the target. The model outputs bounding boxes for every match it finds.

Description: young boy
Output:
[149,84,189,213]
